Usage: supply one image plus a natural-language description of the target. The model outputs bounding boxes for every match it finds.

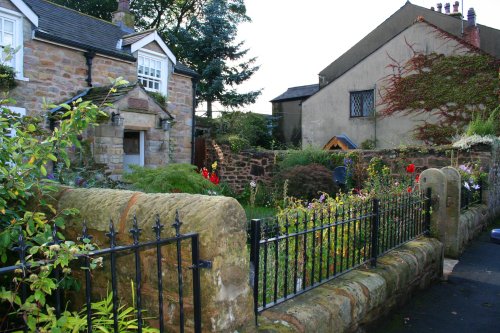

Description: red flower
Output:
[210,172,220,185]
[407,186,412,193]
[415,173,420,183]
[201,167,209,179]
[406,163,415,173]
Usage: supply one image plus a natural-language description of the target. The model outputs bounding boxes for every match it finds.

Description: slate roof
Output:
[174,62,200,78]
[50,83,172,118]
[24,0,135,61]
[270,84,319,102]
[319,1,500,86]
[122,29,156,46]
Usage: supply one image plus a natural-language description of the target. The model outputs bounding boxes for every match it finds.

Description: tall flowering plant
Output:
[201,161,220,185]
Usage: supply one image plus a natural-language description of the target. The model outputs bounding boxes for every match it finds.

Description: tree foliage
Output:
[379,47,499,145]
[174,0,261,117]
[50,0,261,118]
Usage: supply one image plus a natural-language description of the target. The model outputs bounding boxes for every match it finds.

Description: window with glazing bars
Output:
[138,54,162,92]
[350,90,374,117]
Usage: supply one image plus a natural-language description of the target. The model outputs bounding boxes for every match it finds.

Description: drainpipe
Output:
[191,77,198,165]
[85,51,96,87]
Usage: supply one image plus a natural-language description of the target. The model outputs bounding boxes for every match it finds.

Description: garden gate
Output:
[0,211,209,333]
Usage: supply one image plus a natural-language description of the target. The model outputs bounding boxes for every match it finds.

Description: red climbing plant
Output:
[378,38,499,145]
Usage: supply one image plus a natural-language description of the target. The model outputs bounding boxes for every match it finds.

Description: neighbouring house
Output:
[302,1,500,149]
[0,0,198,179]
[270,84,319,146]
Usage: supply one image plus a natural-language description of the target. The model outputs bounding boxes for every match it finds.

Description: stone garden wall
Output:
[243,238,443,333]
[204,141,277,193]
[205,142,499,204]
[54,188,253,332]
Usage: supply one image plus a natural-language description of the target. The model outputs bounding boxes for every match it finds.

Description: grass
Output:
[242,205,277,221]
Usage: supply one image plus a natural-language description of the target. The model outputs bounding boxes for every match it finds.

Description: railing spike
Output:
[153,214,164,240]
[172,210,183,237]
[106,218,117,247]
[130,213,142,245]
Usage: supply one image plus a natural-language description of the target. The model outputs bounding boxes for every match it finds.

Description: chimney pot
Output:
[467,7,476,27]
[437,3,443,13]
[444,3,450,14]
[117,0,130,12]
[430,6,435,11]
[453,1,459,13]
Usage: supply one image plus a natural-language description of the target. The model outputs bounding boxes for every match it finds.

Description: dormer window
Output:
[137,50,167,94]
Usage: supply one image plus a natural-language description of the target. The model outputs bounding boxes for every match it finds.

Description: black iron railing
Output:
[249,189,431,317]
[0,211,205,333]
[460,179,483,211]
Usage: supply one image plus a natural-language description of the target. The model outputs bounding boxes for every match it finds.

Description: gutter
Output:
[33,30,137,62]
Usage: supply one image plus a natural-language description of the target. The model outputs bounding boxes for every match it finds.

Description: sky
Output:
[212,0,500,115]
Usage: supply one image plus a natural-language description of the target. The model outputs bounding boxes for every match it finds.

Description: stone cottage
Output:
[301,2,500,149]
[1,0,198,178]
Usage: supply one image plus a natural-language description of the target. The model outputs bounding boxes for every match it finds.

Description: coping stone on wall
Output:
[55,187,253,332]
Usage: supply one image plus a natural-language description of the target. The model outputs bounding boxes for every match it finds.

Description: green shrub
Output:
[218,134,251,152]
[466,106,499,136]
[274,164,338,200]
[0,64,17,92]
[124,163,217,194]
[277,146,343,171]
[213,111,272,149]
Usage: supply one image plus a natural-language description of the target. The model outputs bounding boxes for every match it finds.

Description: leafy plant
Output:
[213,111,272,149]
[277,147,343,171]
[274,164,338,201]
[124,163,217,194]
[0,78,128,331]
[466,106,499,137]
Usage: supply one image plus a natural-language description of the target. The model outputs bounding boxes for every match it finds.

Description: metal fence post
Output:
[249,219,261,325]
[370,199,380,268]
[425,188,432,236]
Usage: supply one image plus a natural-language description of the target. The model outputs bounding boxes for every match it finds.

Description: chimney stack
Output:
[112,0,135,33]
[463,8,480,48]
[430,6,435,11]
[437,3,443,13]
[444,3,450,14]
[449,1,462,18]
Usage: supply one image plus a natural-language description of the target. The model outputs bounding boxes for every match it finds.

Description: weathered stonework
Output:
[56,188,254,332]
[11,15,137,115]
[205,141,277,193]
[168,73,194,163]
[240,238,443,333]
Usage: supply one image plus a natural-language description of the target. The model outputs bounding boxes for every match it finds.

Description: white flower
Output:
[250,181,257,188]
[464,182,470,191]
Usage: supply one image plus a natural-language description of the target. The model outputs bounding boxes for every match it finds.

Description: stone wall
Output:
[205,141,277,193]
[55,188,253,332]
[205,142,499,196]
[168,73,194,163]
[243,238,443,332]
[12,17,137,115]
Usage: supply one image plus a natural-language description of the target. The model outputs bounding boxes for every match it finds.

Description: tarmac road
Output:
[371,220,500,333]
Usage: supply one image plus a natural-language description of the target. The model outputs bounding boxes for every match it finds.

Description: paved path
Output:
[372,223,500,333]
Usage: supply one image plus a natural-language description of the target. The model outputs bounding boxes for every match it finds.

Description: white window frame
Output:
[137,49,168,95]
[0,7,26,80]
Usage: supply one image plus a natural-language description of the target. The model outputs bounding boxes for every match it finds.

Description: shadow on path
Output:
[370,221,500,333]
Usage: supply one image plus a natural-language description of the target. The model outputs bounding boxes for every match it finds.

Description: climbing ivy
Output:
[380,50,499,145]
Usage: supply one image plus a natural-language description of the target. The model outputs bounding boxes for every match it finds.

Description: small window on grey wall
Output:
[350,90,374,117]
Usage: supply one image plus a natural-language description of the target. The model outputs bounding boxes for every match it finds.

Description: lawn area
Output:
[242,204,277,221]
